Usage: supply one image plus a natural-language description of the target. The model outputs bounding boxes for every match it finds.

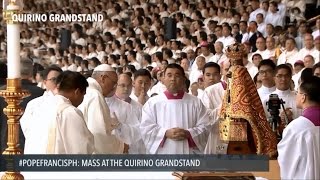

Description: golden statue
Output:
[219,43,277,157]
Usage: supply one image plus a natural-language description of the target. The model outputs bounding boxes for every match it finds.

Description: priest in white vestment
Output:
[24,71,94,154]
[21,65,63,149]
[78,64,124,154]
[140,64,210,154]
[278,76,320,180]
[257,60,276,100]
[115,73,146,154]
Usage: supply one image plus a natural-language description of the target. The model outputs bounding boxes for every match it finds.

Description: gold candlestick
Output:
[1,79,30,180]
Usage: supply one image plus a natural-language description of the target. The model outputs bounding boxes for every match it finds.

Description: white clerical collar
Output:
[274,88,291,96]
[260,85,276,93]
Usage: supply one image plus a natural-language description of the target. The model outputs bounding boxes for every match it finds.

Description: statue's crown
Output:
[225,43,246,60]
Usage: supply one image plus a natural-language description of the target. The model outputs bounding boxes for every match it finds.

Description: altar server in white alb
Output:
[78,64,124,154]
[21,65,62,147]
[140,64,210,154]
[278,76,320,180]
[24,71,94,154]
[199,62,228,154]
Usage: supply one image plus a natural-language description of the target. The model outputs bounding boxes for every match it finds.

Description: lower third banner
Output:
[0,154,269,172]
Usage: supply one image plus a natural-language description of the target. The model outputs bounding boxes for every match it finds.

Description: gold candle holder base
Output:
[0,79,30,180]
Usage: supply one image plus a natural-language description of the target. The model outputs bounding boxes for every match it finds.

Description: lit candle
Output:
[6,3,21,79]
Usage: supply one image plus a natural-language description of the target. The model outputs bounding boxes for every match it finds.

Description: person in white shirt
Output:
[252,37,268,59]
[239,21,250,43]
[78,64,124,154]
[298,33,319,63]
[189,56,205,84]
[262,64,302,124]
[304,55,316,68]
[67,54,78,72]
[312,18,320,39]
[265,1,284,27]
[24,71,94,154]
[21,66,63,153]
[216,25,236,49]
[140,64,210,154]
[128,50,141,70]
[278,76,320,180]
[256,13,267,37]
[264,37,276,60]
[115,73,146,154]
[105,94,141,154]
[199,41,214,62]
[96,42,106,62]
[87,43,98,59]
[277,38,299,66]
[243,54,259,79]
[130,69,152,105]
[208,41,228,64]
[257,60,276,100]
[249,0,266,22]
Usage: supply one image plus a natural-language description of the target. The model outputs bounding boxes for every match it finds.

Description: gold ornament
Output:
[1,79,30,180]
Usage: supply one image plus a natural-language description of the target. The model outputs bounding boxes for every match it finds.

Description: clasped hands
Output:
[165,128,189,141]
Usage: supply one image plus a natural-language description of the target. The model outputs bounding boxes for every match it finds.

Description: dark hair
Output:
[90,57,101,67]
[33,63,44,80]
[185,78,190,90]
[203,62,220,74]
[155,51,163,61]
[300,68,313,83]
[56,71,88,93]
[253,73,260,84]
[143,54,152,64]
[125,65,136,74]
[299,76,320,103]
[258,59,276,70]
[275,64,292,76]
[134,69,152,80]
[164,63,185,77]
[312,62,320,74]
[42,65,63,80]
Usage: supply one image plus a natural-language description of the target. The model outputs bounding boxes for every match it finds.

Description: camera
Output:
[267,94,285,116]
[266,94,285,140]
